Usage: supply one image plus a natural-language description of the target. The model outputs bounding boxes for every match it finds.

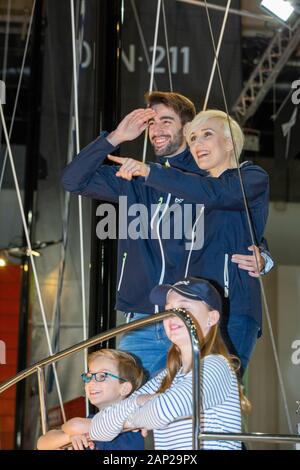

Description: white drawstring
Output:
[155,194,172,313]
[185,206,204,278]
[224,254,229,298]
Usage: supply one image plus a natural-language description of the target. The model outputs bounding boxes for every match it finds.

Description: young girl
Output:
[88,277,246,450]
[36,349,144,450]
[109,109,269,373]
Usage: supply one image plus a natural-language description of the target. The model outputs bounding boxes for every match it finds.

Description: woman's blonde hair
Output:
[185,109,245,166]
[158,304,251,414]
[88,348,144,394]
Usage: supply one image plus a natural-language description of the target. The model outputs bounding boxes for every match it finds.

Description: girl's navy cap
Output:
[150,277,222,313]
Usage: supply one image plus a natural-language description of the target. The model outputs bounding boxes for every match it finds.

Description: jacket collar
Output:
[218,160,252,177]
[157,147,207,175]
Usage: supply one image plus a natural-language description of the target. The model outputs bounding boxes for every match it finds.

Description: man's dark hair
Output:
[145,91,196,125]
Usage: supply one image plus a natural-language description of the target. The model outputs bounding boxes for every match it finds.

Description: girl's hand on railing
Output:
[123,421,149,438]
[140,428,148,438]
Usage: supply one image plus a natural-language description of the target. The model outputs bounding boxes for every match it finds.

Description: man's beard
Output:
[152,129,184,157]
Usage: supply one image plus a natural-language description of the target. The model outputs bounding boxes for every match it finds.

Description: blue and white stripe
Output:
[90,354,242,450]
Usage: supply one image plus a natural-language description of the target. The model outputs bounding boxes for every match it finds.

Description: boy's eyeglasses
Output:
[81,371,127,383]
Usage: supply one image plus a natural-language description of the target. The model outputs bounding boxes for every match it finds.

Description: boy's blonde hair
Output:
[88,349,144,394]
[185,109,245,165]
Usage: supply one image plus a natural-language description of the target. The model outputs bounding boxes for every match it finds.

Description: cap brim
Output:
[150,284,200,307]
[149,284,173,307]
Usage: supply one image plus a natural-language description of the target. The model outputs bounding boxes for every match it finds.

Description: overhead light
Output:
[261,0,295,22]
[0,258,7,267]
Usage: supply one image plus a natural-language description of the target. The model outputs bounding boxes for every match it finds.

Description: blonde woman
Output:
[110,110,270,373]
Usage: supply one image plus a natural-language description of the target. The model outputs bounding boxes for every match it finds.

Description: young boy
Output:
[37,349,144,450]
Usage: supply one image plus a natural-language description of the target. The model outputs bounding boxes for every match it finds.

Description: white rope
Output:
[0,0,36,192]
[47,0,85,405]
[70,0,88,416]
[176,0,277,23]
[203,0,293,433]
[45,0,76,394]
[47,0,81,372]
[162,0,173,92]
[0,103,66,423]
[148,1,162,96]
[142,0,162,163]
[271,87,295,121]
[203,0,231,110]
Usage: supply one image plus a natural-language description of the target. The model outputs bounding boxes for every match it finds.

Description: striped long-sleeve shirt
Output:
[90,354,242,450]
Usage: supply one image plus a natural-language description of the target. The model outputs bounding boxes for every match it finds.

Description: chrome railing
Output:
[1,309,300,450]
[0,309,202,449]
[202,432,300,445]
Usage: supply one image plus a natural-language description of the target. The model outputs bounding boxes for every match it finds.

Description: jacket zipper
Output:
[185,205,204,277]
[224,253,229,298]
[117,252,128,292]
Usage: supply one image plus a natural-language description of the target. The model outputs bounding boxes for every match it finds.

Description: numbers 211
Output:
[122,45,190,74]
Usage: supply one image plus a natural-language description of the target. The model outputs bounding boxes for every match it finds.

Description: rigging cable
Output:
[162,0,173,93]
[0,101,66,422]
[0,0,36,191]
[70,0,89,416]
[203,0,292,433]
[130,0,158,91]
[142,0,162,163]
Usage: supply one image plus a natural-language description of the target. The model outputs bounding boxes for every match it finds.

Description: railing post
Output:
[297,401,300,450]
[188,318,201,450]
[171,309,202,451]
[37,367,47,435]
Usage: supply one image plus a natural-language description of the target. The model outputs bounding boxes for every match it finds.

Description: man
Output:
[62,92,273,377]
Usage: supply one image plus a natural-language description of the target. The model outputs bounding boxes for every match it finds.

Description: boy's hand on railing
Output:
[69,433,95,451]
